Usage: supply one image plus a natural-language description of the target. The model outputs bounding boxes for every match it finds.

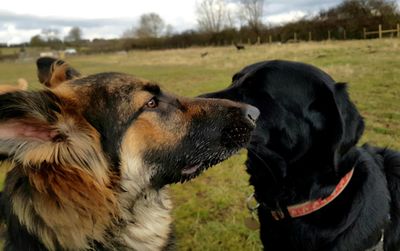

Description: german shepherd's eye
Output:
[146,97,158,108]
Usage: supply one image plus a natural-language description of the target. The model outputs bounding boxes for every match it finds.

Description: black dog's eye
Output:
[146,98,158,108]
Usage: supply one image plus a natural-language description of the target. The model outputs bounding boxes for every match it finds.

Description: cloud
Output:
[0,8,198,44]
[265,11,308,24]
[1,0,399,44]
[0,10,138,44]
[0,23,41,45]
[226,0,341,25]
[0,0,198,44]
[264,0,341,15]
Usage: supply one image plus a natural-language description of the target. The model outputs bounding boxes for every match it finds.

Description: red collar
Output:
[271,168,355,220]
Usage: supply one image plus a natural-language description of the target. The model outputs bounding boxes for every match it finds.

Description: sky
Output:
[0,0,399,44]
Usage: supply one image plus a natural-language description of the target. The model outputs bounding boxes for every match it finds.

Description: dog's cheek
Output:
[123,113,188,153]
[119,114,189,179]
[120,113,190,188]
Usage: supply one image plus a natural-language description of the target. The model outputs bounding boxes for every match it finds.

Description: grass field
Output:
[0,39,399,250]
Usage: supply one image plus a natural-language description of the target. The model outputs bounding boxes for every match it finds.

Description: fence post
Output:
[293,32,297,42]
[248,38,251,45]
[343,30,347,40]
[309,32,312,41]
[363,28,366,39]
[269,35,272,43]
[379,24,382,39]
[328,30,331,40]
[397,24,400,38]
[257,36,261,45]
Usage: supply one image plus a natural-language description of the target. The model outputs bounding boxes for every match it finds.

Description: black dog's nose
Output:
[244,105,260,125]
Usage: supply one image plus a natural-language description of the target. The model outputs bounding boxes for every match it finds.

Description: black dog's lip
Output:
[182,163,202,175]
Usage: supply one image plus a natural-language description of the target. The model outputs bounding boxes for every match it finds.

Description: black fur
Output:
[201,60,400,251]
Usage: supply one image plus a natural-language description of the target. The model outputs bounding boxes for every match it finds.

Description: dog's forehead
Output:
[73,72,154,89]
[52,72,161,115]
[65,72,161,102]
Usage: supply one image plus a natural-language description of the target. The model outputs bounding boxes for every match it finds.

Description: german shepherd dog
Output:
[0,58,259,251]
[201,60,400,251]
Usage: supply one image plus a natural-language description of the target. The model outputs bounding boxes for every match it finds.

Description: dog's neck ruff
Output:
[271,168,354,220]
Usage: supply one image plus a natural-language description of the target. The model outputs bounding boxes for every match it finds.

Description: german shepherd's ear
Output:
[0,91,64,161]
[36,57,80,88]
[0,90,104,171]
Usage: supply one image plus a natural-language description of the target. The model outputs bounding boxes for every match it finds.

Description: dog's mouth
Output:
[179,124,255,181]
[179,148,240,183]
[151,120,257,187]
[182,163,202,175]
[180,162,210,182]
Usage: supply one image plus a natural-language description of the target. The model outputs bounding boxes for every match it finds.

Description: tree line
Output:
[19,0,400,52]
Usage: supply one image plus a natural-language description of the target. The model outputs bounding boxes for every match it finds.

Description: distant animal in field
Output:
[0,57,259,251]
[234,42,245,50]
[201,60,400,251]
[201,52,209,58]
[0,78,29,94]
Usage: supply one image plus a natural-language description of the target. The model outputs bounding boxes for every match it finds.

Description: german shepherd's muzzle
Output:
[0,59,259,251]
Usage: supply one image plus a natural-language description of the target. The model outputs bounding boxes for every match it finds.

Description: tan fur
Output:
[2,91,117,250]
[0,81,176,250]
[130,114,187,149]
[0,78,29,94]
[49,62,70,88]
[12,165,116,250]
[118,152,173,250]
[17,78,28,90]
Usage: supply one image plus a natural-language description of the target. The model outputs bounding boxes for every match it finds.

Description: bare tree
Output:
[65,27,83,42]
[226,8,236,28]
[122,28,135,38]
[239,0,265,35]
[196,0,230,33]
[30,35,46,47]
[135,13,166,38]
[41,28,60,41]
[165,24,174,37]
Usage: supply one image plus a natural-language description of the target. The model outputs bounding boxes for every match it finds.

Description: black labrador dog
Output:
[201,60,400,251]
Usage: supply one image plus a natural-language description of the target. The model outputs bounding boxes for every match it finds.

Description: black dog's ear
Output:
[232,72,243,82]
[304,80,345,174]
[307,82,365,179]
[334,83,365,155]
[36,57,80,88]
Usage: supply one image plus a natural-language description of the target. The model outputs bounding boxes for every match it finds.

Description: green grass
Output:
[0,48,20,56]
[0,39,399,250]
